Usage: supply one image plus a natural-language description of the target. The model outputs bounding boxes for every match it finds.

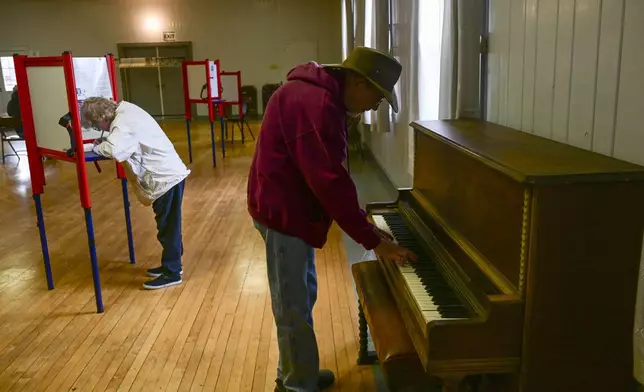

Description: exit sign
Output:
[163,31,176,42]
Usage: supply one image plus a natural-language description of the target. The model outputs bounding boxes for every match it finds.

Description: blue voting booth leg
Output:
[33,194,54,290]
[209,121,217,167]
[220,117,226,158]
[121,179,135,264]
[83,207,104,313]
[186,119,193,164]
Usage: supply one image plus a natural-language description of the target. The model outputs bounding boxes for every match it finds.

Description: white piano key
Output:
[373,215,397,243]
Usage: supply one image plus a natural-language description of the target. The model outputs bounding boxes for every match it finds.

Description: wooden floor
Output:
[0,121,377,392]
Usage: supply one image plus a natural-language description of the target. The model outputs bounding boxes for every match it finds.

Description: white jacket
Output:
[94,101,190,205]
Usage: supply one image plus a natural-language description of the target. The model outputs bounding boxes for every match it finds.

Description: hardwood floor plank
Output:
[251,291,274,392]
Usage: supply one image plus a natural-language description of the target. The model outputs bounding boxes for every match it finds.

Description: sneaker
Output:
[274,369,335,391]
[143,273,182,290]
[146,266,183,278]
[317,370,335,390]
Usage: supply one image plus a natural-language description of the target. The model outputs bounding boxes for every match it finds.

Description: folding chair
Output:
[226,100,255,144]
[1,128,25,164]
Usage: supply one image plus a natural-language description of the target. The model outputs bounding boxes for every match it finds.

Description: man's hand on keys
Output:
[373,239,417,266]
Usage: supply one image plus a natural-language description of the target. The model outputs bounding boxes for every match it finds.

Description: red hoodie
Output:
[247,62,382,250]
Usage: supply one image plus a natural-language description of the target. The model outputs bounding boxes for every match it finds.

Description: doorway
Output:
[117,42,193,119]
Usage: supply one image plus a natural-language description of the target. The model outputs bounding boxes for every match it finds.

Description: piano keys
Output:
[356,119,644,392]
[372,213,470,321]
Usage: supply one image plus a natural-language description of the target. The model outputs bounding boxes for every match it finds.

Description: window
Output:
[342,0,348,59]
[417,0,443,121]
[388,0,396,124]
[1,57,17,92]
[365,0,374,49]
[364,0,374,124]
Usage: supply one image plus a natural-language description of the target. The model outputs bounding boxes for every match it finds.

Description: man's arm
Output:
[93,125,137,162]
[285,106,381,250]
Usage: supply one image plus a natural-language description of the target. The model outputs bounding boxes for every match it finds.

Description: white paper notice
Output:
[208,60,219,99]
[82,126,103,141]
[73,57,113,101]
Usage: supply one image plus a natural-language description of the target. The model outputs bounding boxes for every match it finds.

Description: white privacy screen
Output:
[73,57,114,142]
[220,74,239,102]
[187,63,220,100]
[27,66,72,152]
[73,57,113,101]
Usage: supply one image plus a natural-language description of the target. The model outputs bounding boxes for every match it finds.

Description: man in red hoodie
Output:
[248,47,417,392]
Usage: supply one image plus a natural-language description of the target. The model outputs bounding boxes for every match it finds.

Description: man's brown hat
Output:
[325,46,402,113]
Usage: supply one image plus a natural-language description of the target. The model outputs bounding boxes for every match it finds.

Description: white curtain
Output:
[390,0,419,128]
[438,0,486,120]
[374,0,393,134]
[439,0,456,119]
[393,0,445,178]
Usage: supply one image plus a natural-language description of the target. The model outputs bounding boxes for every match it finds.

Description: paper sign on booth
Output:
[73,57,113,103]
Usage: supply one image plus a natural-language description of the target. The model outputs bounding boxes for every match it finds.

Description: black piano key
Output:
[379,212,469,316]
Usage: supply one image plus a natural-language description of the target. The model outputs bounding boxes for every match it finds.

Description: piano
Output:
[354,119,644,392]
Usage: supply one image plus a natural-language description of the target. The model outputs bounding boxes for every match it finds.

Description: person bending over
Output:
[81,97,190,290]
[247,47,418,392]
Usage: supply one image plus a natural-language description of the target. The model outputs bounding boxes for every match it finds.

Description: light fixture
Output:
[142,15,162,32]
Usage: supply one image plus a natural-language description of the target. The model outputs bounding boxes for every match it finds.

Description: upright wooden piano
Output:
[352,119,644,392]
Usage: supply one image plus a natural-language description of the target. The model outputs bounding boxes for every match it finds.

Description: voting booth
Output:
[181,59,224,166]
[14,52,136,313]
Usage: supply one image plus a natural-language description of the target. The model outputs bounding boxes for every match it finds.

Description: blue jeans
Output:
[152,180,185,276]
[254,221,319,392]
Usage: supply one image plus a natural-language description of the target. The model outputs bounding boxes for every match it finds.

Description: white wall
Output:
[0,0,341,109]
[486,0,644,167]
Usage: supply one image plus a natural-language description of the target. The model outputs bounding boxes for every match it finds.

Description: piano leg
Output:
[441,377,463,392]
[357,302,378,365]
[441,376,483,392]
[441,376,475,392]
[478,374,519,392]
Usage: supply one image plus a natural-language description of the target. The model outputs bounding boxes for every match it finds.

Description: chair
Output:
[1,128,25,164]
[226,100,255,144]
